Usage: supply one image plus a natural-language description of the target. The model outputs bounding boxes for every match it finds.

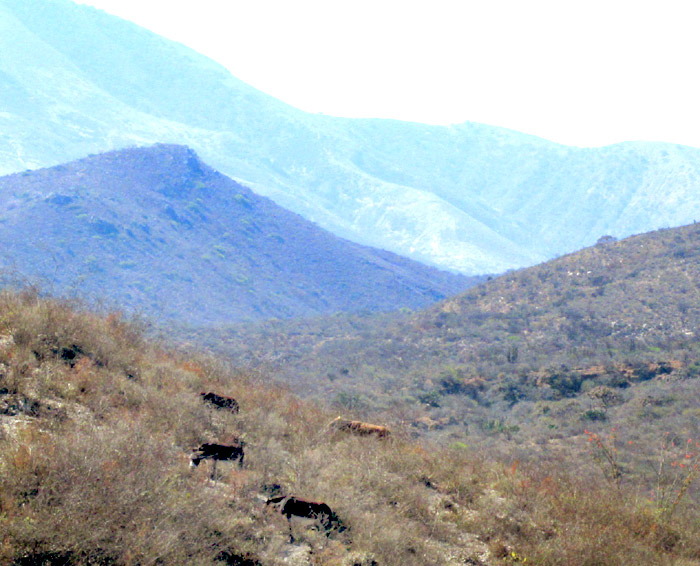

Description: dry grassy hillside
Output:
[201,225,700,468]
[1,290,700,565]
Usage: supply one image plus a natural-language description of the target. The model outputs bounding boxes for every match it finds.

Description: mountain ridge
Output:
[0,144,474,325]
[4,0,700,273]
[200,221,700,439]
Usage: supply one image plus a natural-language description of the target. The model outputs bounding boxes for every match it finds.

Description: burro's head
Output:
[265,495,287,510]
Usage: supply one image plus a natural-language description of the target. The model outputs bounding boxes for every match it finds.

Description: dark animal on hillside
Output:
[330,417,391,438]
[200,391,240,413]
[190,441,245,479]
[266,495,344,543]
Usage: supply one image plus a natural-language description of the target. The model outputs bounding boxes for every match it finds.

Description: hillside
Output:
[0,144,472,325]
[2,290,700,565]
[202,223,700,467]
[3,0,700,273]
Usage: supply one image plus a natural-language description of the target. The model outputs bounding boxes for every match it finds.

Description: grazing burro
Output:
[266,495,345,543]
[200,391,240,413]
[189,440,245,479]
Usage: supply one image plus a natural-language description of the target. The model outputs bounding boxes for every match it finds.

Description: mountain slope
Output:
[4,290,699,565]
[0,144,473,325]
[3,0,700,273]
[204,223,700,457]
[236,221,700,375]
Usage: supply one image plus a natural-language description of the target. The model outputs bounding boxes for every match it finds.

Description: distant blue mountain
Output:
[2,0,700,273]
[0,145,474,324]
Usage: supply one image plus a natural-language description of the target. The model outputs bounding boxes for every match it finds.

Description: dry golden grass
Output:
[1,289,699,565]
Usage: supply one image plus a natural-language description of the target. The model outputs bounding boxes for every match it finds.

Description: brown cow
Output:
[190,441,245,479]
[266,495,344,543]
[330,417,391,438]
[200,391,240,414]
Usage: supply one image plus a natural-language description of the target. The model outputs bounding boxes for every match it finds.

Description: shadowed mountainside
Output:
[0,144,474,325]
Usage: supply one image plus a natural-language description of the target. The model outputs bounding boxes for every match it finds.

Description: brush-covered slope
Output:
[206,223,700,460]
[0,144,472,325]
[2,290,700,565]
[3,0,700,273]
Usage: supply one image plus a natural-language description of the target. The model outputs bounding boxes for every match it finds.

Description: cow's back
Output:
[332,418,390,438]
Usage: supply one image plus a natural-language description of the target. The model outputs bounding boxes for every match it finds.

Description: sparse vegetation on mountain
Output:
[2,290,700,565]
[0,145,474,325]
[4,0,700,273]
[2,2,700,563]
[198,224,700,512]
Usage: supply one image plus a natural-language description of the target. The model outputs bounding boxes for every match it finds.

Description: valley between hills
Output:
[194,221,700,459]
[2,220,700,565]
[1,1,700,564]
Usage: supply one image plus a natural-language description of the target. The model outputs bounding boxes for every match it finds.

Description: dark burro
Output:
[190,441,245,479]
[200,391,240,413]
[266,495,344,543]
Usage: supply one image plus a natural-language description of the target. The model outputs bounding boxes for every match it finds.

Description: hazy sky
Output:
[72,0,700,148]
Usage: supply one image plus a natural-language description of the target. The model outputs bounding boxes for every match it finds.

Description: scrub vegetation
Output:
[1,288,700,565]
[203,223,700,460]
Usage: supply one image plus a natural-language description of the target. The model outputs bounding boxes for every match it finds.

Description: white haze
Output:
[73,0,700,148]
